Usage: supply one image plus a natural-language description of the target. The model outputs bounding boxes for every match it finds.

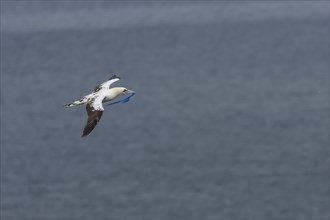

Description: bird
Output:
[65,75,135,137]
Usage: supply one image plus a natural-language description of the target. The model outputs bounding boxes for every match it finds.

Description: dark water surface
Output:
[1,2,329,219]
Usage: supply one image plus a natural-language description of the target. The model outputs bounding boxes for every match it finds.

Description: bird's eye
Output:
[123,89,127,92]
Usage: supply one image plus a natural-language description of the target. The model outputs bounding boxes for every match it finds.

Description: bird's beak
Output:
[127,90,135,94]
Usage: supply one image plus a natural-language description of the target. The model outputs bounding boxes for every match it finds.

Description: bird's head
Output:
[113,87,135,96]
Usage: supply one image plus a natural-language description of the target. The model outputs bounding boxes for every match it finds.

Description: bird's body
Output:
[68,87,130,108]
[65,75,135,137]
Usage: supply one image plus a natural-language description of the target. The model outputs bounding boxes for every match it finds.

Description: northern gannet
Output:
[65,75,135,137]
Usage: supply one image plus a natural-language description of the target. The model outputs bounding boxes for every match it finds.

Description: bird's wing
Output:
[82,94,105,137]
[94,74,120,92]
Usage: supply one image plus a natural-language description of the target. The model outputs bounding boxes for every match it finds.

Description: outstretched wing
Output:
[94,74,120,92]
[82,94,105,137]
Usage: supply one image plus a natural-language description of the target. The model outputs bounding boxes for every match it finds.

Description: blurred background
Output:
[1,1,329,219]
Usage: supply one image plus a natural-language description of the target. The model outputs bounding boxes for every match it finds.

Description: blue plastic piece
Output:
[106,92,135,107]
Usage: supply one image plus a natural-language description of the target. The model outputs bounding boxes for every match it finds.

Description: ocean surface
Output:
[1,2,329,219]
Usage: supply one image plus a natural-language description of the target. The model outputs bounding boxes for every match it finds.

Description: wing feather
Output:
[82,94,105,137]
[94,74,120,92]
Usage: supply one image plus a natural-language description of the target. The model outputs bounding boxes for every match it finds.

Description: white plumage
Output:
[65,75,135,137]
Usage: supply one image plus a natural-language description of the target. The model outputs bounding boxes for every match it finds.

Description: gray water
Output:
[1,2,329,219]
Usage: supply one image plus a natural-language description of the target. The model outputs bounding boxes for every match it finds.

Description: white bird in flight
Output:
[65,75,135,137]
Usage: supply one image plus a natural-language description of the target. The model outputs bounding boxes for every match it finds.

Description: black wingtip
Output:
[109,74,120,80]
[82,131,89,137]
[82,129,90,137]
